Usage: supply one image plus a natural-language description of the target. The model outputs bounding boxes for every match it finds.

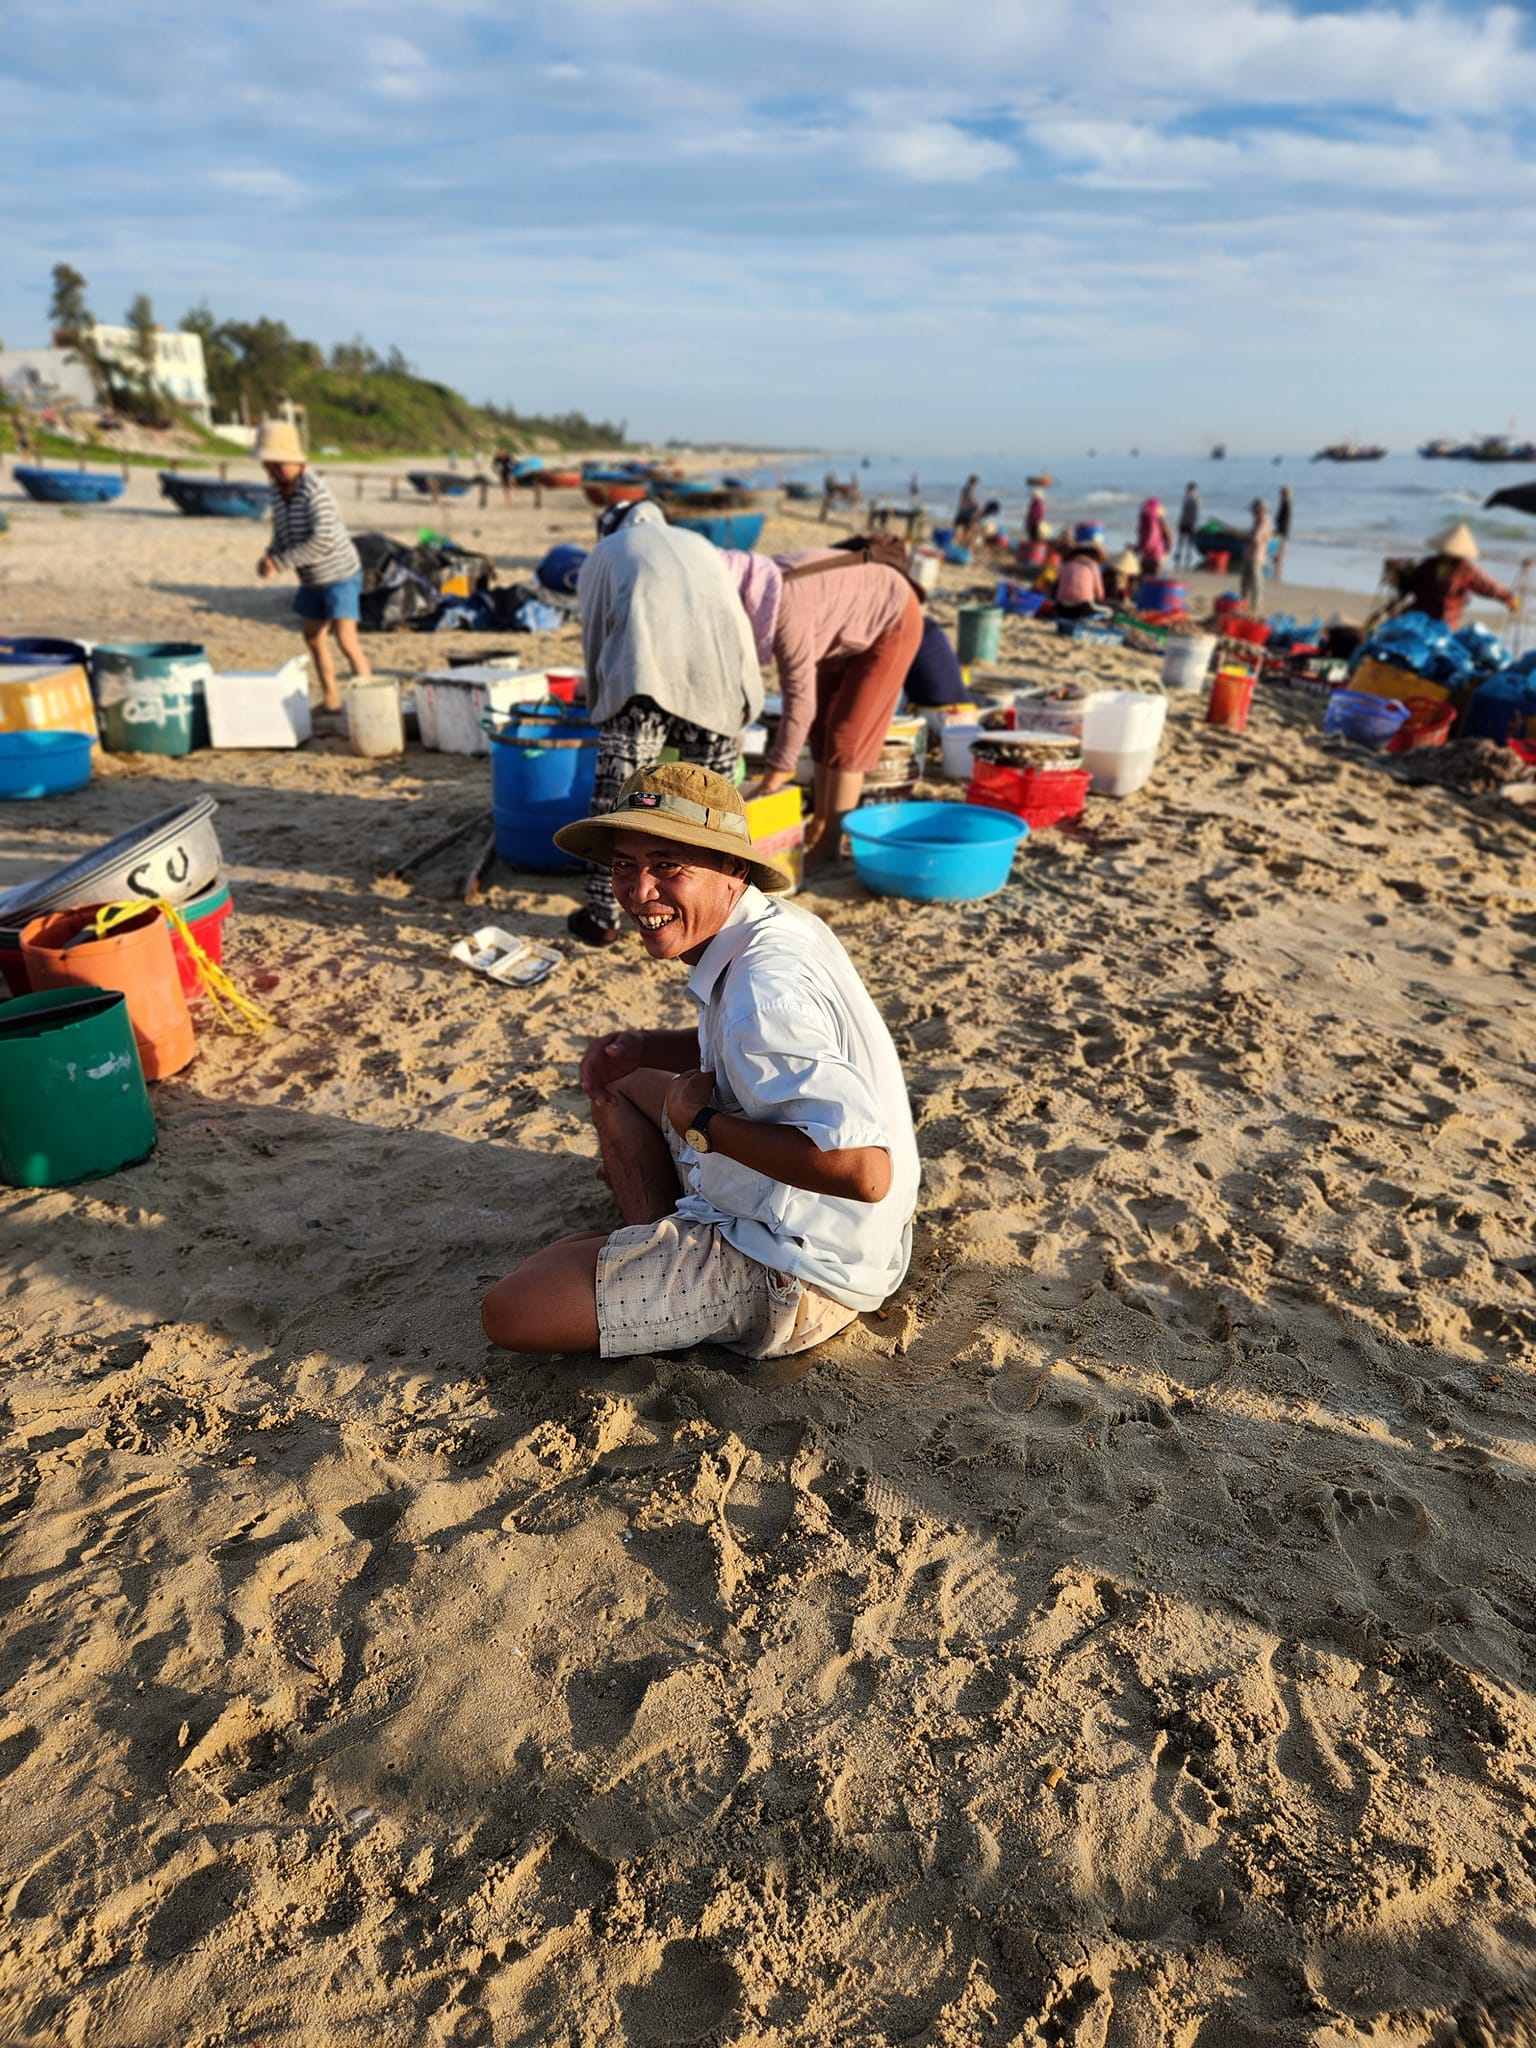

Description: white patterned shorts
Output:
[595,1215,859,1361]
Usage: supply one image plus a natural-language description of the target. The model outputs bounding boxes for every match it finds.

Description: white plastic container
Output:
[345,679,405,758]
[908,546,942,593]
[1162,634,1217,693]
[940,722,985,780]
[1010,688,1099,739]
[205,659,312,749]
[1080,691,1167,797]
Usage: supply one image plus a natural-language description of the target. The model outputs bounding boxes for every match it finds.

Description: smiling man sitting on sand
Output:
[481,763,919,1364]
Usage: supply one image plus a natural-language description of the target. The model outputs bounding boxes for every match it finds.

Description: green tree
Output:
[126,293,158,381]
[330,335,379,376]
[49,263,90,344]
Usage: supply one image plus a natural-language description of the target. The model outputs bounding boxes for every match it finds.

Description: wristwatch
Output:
[684,1105,718,1153]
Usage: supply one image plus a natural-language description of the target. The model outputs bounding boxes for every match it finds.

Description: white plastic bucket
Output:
[345,679,404,758]
[908,547,942,594]
[940,722,984,779]
[1081,691,1167,797]
[1162,634,1216,693]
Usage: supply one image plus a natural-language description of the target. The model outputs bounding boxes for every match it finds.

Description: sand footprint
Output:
[567,1665,746,1864]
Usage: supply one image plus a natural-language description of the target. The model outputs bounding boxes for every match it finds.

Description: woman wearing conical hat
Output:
[1384,522,1516,631]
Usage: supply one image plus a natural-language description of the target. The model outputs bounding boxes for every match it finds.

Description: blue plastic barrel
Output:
[486,705,600,871]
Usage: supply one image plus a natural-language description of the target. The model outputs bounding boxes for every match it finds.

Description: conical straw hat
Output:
[1433,521,1478,560]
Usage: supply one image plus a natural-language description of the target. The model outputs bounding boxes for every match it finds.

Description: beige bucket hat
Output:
[253,419,306,465]
[553,761,793,892]
[1433,521,1479,561]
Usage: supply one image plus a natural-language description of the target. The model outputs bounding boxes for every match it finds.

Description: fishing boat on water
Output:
[13,465,125,505]
[1312,442,1387,462]
[159,472,271,519]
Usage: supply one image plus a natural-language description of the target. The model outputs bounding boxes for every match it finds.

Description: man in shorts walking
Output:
[481,762,919,1364]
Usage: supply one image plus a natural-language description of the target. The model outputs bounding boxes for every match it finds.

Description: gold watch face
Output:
[685,1124,709,1152]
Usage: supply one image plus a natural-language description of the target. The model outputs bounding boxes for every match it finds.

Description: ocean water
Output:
[767,451,1536,606]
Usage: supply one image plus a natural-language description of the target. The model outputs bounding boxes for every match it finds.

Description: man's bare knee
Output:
[481,1237,604,1353]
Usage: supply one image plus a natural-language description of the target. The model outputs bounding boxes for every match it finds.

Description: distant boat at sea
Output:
[1312,442,1387,462]
[1210,444,1226,460]
[1459,435,1536,464]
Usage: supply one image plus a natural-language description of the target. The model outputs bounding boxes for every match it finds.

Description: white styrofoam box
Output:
[205,659,312,748]
[415,667,560,754]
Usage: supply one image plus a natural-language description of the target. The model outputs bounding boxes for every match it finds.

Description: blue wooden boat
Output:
[159,472,271,519]
[672,512,766,550]
[13,466,125,505]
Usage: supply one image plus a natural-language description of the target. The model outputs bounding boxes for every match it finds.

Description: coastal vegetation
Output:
[18,265,626,459]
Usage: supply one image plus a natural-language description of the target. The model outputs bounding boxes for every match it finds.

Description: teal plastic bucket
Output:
[92,642,211,755]
[0,986,156,1187]
[956,605,1003,665]
[485,705,600,872]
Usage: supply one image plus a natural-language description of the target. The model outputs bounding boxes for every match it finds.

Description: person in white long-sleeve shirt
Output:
[481,761,919,1365]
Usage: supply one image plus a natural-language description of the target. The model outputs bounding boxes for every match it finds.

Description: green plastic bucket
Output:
[956,605,1003,666]
[92,642,211,755]
[0,986,156,1187]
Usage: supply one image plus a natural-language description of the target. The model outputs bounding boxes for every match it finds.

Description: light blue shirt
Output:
[675,888,920,1311]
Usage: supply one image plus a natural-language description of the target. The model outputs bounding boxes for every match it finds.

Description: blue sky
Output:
[3,0,1534,452]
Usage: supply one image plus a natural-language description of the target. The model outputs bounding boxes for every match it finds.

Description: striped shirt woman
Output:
[254,419,371,713]
[267,471,361,586]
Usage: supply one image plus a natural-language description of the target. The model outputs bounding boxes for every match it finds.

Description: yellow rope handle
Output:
[88,897,274,1034]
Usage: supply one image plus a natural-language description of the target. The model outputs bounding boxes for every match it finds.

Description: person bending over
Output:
[482,764,920,1364]
[569,500,760,946]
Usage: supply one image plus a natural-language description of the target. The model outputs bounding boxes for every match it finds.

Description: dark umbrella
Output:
[1483,481,1536,516]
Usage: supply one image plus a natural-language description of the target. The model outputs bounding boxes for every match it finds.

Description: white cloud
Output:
[859,121,1015,183]
[363,33,438,101]
[210,166,304,201]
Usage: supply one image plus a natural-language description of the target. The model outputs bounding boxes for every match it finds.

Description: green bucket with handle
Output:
[91,642,211,756]
[0,987,156,1187]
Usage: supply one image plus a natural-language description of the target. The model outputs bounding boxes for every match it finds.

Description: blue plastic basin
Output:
[843,799,1027,901]
[0,730,95,800]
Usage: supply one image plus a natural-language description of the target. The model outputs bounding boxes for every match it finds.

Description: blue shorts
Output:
[294,573,362,623]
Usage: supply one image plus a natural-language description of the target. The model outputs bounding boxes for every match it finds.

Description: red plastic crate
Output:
[967,761,1090,829]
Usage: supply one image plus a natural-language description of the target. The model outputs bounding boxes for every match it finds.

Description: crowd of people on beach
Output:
[236,439,1524,1381]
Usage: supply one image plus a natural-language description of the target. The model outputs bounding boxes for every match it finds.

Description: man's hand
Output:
[580,1029,650,1105]
[257,554,277,581]
[665,1068,715,1139]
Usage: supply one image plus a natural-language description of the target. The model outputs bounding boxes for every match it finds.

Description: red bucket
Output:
[1207,670,1257,733]
[1206,550,1230,573]
[169,880,233,997]
[1385,700,1456,754]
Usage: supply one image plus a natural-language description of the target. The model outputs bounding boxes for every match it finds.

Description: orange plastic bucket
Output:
[19,903,195,1078]
[1207,669,1257,733]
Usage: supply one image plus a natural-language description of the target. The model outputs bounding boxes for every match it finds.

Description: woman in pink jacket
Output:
[1136,497,1173,575]
[725,547,923,869]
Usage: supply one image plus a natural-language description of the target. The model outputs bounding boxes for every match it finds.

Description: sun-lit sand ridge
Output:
[2,465,1535,2045]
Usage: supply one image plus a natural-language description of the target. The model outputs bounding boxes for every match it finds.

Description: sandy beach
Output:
[3,469,1536,2045]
